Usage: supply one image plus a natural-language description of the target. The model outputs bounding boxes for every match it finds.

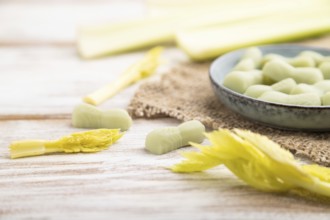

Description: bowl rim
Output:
[209,44,330,109]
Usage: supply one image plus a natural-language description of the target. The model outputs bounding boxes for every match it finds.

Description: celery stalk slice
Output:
[77,0,323,58]
[176,7,330,61]
[83,46,163,106]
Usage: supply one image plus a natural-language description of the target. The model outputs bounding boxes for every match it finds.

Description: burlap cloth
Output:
[128,38,330,167]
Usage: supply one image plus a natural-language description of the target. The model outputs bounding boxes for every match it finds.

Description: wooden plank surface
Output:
[0,0,146,45]
[0,46,186,118]
[1,119,330,220]
[1,0,330,219]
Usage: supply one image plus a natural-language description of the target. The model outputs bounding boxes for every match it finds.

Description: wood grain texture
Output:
[1,0,330,219]
[1,119,330,220]
[0,0,146,44]
[0,46,187,117]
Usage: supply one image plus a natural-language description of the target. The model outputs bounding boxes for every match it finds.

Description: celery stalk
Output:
[176,7,330,61]
[83,47,163,106]
[77,0,324,59]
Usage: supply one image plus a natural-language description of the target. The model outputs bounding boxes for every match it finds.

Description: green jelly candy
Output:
[290,84,323,96]
[321,92,330,106]
[263,60,323,84]
[271,78,296,94]
[145,120,205,155]
[299,51,325,65]
[223,70,263,94]
[258,91,321,106]
[244,85,273,98]
[244,78,296,98]
[72,103,132,131]
[234,47,263,71]
[319,62,330,79]
[261,54,315,68]
[233,59,256,71]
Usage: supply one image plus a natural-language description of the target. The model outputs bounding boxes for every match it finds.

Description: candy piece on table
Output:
[72,103,132,131]
[321,92,330,106]
[223,70,263,94]
[83,46,163,106]
[9,129,123,159]
[258,91,321,106]
[244,78,296,98]
[233,47,262,71]
[263,60,323,84]
[319,62,330,79]
[261,54,316,68]
[145,120,205,155]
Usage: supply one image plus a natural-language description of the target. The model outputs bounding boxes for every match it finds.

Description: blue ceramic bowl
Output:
[209,44,330,131]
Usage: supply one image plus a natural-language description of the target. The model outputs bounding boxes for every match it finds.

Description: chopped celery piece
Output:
[77,0,321,58]
[83,47,163,105]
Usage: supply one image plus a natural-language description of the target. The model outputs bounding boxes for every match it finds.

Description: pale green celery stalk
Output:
[176,6,330,61]
[83,46,163,105]
[77,0,320,59]
[146,0,252,16]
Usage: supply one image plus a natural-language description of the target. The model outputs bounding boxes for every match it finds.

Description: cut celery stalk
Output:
[77,0,323,59]
[176,7,330,61]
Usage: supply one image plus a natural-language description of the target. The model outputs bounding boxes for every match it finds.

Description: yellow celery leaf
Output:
[303,164,330,183]
[171,129,330,197]
[224,158,293,192]
[59,129,123,153]
[205,130,265,160]
[171,143,223,173]
[172,130,293,192]
[213,130,294,192]
[231,129,330,196]
[9,129,123,159]
[233,129,295,164]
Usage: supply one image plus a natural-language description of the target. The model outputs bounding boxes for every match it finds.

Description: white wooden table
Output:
[1,1,330,219]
